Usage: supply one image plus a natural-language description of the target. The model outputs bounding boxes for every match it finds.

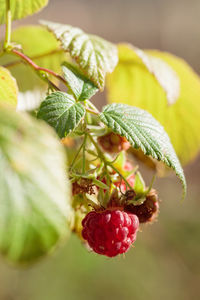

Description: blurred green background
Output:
[0,0,200,299]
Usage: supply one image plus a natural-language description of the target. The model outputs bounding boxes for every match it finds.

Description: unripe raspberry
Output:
[82,209,139,257]
[125,189,159,223]
[98,132,130,154]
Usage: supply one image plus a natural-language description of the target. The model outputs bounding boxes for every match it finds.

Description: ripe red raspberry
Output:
[98,132,130,154]
[82,209,139,257]
[125,189,159,223]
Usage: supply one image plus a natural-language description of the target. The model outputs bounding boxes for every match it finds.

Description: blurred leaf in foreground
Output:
[0,105,73,264]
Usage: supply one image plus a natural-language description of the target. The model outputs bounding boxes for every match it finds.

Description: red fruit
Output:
[125,189,159,223]
[82,209,139,257]
[98,132,130,154]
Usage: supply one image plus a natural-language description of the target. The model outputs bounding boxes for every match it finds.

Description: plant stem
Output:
[86,100,100,113]
[86,108,99,115]
[11,49,67,84]
[82,134,87,174]
[8,49,67,90]
[69,138,86,171]
[3,49,63,69]
[88,133,106,164]
[4,0,12,49]
[88,135,132,189]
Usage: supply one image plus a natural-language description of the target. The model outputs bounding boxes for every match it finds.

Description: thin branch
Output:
[11,49,67,86]
[86,108,99,115]
[4,0,12,49]
[3,49,63,69]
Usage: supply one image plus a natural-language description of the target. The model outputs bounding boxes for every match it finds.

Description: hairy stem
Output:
[86,108,99,115]
[82,134,87,174]
[69,139,86,171]
[88,133,133,191]
[4,0,12,49]
[86,100,100,113]
[6,49,66,90]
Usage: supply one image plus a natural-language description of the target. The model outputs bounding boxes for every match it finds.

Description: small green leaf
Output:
[92,178,109,190]
[38,91,86,138]
[100,103,186,197]
[40,20,118,90]
[134,172,146,194]
[0,66,18,106]
[62,62,99,101]
[112,151,126,172]
[0,0,48,24]
[0,105,73,264]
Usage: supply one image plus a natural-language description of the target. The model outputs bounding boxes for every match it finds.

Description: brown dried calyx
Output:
[72,179,95,196]
[124,189,159,223]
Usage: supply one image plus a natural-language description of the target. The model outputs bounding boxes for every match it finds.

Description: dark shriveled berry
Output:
[97,132,130,154]
[125,189,159,223]
[82,209,139,257]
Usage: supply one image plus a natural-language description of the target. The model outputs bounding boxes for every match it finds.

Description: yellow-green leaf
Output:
[106,44,200,165]
[0,0,48,24]
[0,26,67,110]
[0,26,66,91]
[132,46,180,105]
[0,66,18,106]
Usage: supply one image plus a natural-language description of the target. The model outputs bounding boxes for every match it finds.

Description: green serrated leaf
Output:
[62,62,99,101]
[100,103,186,197]
[0,66,18,106]
[0,0,48,24]
[37,91,86,138]
[0,105,73,264]
[40,20,118,90]
[134,172,146,194]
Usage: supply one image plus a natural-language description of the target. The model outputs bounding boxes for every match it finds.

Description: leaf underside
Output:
[132,45,180,105]
[40,20,118,90]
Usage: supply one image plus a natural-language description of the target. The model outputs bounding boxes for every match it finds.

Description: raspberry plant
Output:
[3,0,200,263]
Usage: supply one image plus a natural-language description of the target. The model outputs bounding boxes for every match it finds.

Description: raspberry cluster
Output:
[98,132,130,154]
[82,209,139,257]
